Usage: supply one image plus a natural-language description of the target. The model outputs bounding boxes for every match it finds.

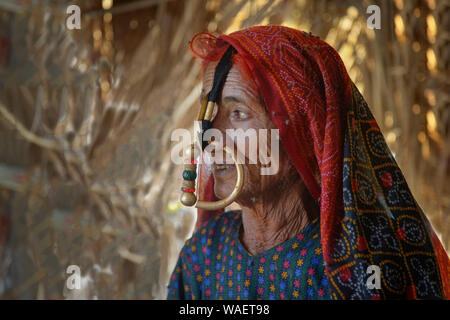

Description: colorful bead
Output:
[183,170,197,181]
[182,187,195,193]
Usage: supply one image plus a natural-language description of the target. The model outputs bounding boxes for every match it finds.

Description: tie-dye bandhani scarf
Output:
[191,25,449,299]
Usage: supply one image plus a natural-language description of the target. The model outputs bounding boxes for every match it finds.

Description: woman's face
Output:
[201,61,299,206]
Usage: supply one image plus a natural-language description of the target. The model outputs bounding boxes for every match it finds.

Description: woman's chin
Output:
[214,189,227,200]
[213,172,236,199]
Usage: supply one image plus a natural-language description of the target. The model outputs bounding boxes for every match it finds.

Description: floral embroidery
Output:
[168,211,331,300]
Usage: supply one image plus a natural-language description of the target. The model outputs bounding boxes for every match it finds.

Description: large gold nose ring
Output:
[180,142,244,210]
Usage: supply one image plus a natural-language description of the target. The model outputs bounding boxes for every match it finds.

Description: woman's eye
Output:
[230,109,249,121]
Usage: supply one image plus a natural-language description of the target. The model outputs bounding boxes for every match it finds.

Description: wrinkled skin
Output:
[201,62,320,255]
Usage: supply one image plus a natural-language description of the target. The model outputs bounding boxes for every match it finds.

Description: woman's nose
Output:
[211,109,227,133]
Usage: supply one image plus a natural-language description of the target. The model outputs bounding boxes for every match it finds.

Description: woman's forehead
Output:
[201,62,259,102]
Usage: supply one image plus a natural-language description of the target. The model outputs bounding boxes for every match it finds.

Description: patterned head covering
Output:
[191,25,449,299]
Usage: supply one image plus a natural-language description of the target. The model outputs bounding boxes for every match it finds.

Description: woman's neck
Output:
[238,179,319,255]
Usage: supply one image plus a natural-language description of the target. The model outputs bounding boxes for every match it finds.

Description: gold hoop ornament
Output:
[180,142,244,211]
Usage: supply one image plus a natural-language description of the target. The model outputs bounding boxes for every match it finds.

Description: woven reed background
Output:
[0,0,448,299]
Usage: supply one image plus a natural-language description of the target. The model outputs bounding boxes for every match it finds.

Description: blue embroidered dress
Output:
[167,211,331,300]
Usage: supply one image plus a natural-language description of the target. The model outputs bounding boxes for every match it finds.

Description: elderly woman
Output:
[167,26,449,300]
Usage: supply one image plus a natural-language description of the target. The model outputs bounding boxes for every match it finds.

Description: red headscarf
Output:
[191,26,449,299]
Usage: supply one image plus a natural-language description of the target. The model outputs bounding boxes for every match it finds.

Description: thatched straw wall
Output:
[0,0,448,299]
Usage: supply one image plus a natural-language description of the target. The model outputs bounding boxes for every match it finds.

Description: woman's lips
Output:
[213,164,236,176]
